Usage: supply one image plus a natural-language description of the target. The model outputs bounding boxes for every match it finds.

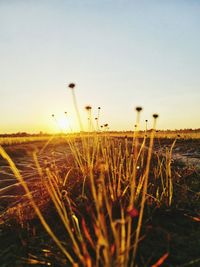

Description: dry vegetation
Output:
[0,85,199,267]
[0,132,200,267]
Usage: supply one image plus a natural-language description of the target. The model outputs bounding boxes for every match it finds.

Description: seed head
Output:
[145,119,148,122]
[136,106,143,112]
[85,105,92,111]
[153,113,159,119]
[104,123,108,127]
[51,114,55,117]
[95,117,98,120]
[68,83,75,89]
[98,107,101,110]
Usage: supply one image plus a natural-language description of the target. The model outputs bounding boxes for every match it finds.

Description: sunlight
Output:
[57,117,69,132]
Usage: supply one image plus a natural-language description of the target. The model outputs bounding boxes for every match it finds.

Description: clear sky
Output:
[0,0,200,133]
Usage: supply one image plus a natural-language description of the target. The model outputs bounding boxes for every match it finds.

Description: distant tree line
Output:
[0,128,199,137]
[0,132,50,137]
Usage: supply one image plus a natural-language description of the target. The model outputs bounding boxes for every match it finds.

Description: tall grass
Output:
[0,85,176,266]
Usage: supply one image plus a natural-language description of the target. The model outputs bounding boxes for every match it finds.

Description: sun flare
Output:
[57,117,69,132]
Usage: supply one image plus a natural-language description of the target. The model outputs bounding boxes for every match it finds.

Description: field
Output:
[0,133,200,267]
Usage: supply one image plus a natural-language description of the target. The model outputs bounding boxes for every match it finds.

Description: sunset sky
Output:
[0,0,200,133]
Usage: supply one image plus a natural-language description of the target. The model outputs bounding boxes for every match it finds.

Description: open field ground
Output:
[0,135,200,267]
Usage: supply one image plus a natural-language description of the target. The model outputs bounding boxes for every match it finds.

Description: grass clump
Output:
[0,113,176,267]
[0,85,199,266]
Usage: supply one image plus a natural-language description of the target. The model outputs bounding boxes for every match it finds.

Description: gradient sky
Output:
[0,0,200,133]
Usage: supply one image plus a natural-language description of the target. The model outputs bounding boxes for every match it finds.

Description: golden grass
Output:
[0,85,185,266]
[0,119,175,266]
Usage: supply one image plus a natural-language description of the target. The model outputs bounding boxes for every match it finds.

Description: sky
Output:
[0,0,200,133]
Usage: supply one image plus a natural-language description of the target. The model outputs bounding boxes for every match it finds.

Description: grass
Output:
[0,86,199,266]
[0,131,200,267]
[0,136,51,146]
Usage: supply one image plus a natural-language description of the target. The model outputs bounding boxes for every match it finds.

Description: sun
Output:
[57,117,69,132]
